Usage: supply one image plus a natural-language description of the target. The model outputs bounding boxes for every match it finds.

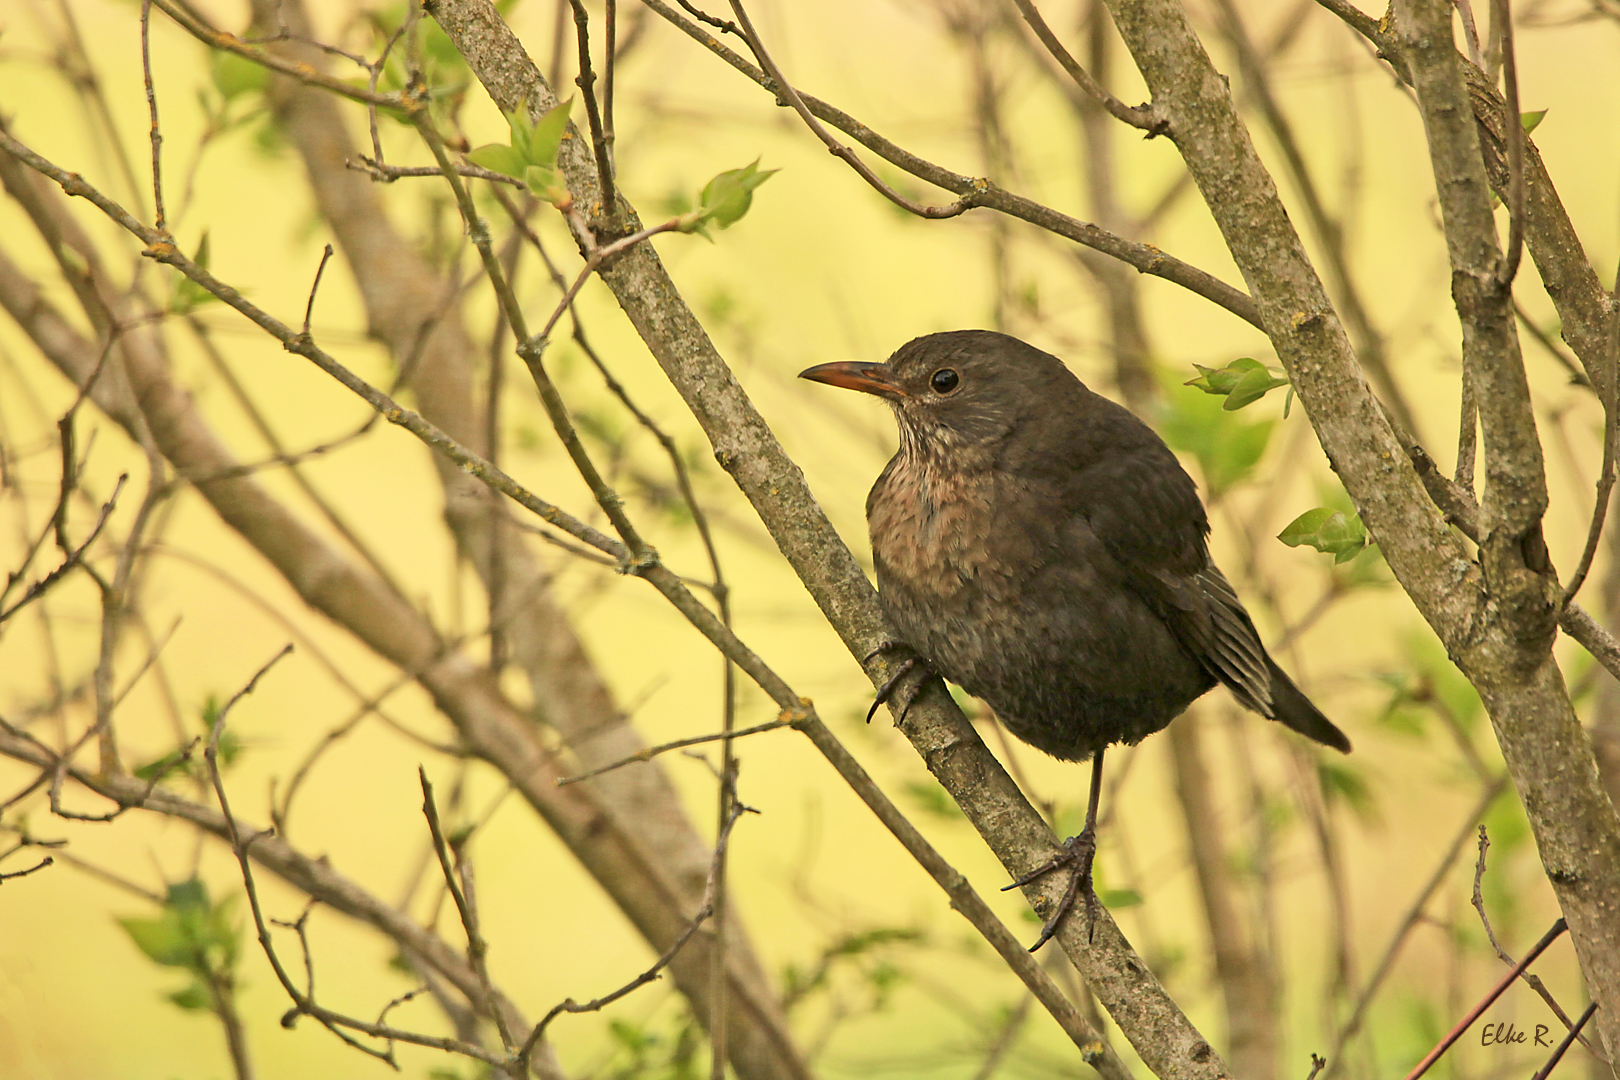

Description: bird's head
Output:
[799,330,1083,460]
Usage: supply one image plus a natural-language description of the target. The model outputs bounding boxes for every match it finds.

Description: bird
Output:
[800,329,1350,949]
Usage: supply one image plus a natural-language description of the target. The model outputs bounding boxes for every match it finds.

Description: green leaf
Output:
[1224,364,1291,411]
[700,159,778,228]
[1278,507,1368,562]
[526,98,575,167]
[522,165,570,208]
[210,50,268,102]
[1318,759,1378,823]
[1097,887,1143,909]
[901,780,962,820]
[167,982,212,1011]
[134,747,189,782]
[167,878,209,913]
[170,233,220,314]
[677,159,779,236]
[827,927,926,957]
[1185,357,1290,410]
[118,916,193,967]
[195,696,243,769]
[503,97,573,168]
[1520,109,1547,135]
[465,143,527,178]
[1186,356,1262,395]
[1159,387,1277,497]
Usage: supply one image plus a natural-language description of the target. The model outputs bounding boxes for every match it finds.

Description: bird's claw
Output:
[865,652,933,725]
[1003,827,1099,951]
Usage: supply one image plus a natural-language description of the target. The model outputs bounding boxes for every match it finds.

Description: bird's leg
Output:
[1003,749,1106,951]
[862,642,935,724]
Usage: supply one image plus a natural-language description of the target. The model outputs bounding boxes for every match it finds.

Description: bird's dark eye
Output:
[930,368,960,395]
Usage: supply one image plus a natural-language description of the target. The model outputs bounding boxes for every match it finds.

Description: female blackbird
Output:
[801,329,1350,947]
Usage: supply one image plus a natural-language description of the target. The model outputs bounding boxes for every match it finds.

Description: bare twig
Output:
[1561,258,1620,605]
[1470,824,1506,957]
[557,719,790,786]
[1453,0,1485,66]
[603,0,617,166]
[643,0,1263,326]
[1402,918,1568,1080]
[0,855,55,883]
[1009,0,1161,130]
[1492,0,1525,288]
[1326,779,1507,1076]
[1558,601,1620,683]
[204,646,514,1070]
[969,993,1034,1080]
[1515,300,1591,387]
[140,0,167,232]
[301,244,335,336]
[725,0,974,220]
[565,0,617,209]
[516,800,746,1071]
[0,476,126,625]
[150,0,415,111]
[351,158,523,185]
[420,770,517,1053]
[1528,1002,1599,1080]
[1470,824,1602,1058]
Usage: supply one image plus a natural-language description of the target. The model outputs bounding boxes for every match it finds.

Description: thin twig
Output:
[1470,824,1601,1057]
[1402,918,1568,1080]
[1326,778,1506,1076]
[204,647,512,1070]
[301,244,335,336]
[419,770,516,1053]
[1561,258,1620,605]
[726,0,976,220]
[1492,0,1525,288]
[566,0,617,208]
[643,0,1263,326]
[1528,1002,1599,1080]
[0,476,126,625]
[0,856,55,883]
[557,719,790,786]
[1470,825,1506,957]
[1009,0,1161,130]
[603,0,617,168]
[1453,0,1485,66]
[530,222,680,347]
[1515,300,1592,388]
[516,800,746,1071]
[350,157,523,186]
[970,992,1035,1080]
[149,0,414,111]
[676,0,741,36]
[140,0,167,232]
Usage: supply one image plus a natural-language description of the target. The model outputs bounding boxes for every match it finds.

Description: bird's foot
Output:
[1003,826,1098,952]
[863,644,934,725]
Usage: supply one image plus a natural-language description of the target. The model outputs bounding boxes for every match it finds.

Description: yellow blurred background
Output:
[1,0,1616,1078]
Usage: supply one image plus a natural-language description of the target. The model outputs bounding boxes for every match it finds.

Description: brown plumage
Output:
[802,329,1349,946]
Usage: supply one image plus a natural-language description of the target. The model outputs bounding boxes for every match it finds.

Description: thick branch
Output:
[426,1,1232,1076]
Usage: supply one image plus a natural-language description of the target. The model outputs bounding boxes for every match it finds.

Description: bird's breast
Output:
[867,456,1008,601]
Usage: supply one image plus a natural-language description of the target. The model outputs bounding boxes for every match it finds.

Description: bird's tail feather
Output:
[1266,657,1351,753]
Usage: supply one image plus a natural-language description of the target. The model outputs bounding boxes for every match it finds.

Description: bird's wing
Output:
[1144,562,1274,716]
[1060,437,1276,716]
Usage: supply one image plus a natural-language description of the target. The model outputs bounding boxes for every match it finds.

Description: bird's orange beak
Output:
[798,361,907,401]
